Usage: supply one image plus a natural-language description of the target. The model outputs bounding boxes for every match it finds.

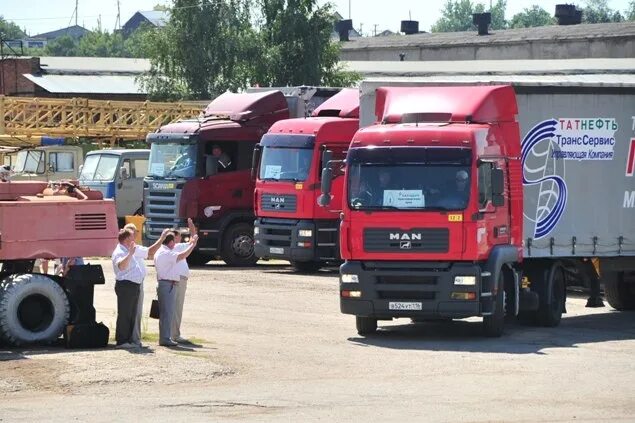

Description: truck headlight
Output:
[454,276,476,286]
[254,227,260,235]
[298,229,313,237]
[341,274,359,283]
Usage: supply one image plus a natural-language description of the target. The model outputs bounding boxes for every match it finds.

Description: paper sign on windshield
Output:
[383,190,425,208]
[150,163,165,176]
[264,165,282,179]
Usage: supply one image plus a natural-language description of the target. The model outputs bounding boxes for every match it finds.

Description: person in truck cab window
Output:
[439,169,470,209]
[212,145,231,171]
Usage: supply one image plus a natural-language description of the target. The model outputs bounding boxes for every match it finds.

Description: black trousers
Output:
[115,280,141,345]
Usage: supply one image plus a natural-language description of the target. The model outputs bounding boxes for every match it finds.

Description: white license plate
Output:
[269,247,284,254]
[389,302,422,311]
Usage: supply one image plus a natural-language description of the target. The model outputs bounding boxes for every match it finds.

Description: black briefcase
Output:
[65,322,110,349]
[150,299,160,319]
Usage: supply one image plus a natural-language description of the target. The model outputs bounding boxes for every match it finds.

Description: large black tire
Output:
[221,222,258,267]
[0,274,70,346]
[355,316,377,336]
[290,260,322,273]
[483,274,505,337]
[536,263,565,327]
[604,271,635,311]
[187,251,214,267]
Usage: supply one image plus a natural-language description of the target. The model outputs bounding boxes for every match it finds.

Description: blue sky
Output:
[2,0,632,36]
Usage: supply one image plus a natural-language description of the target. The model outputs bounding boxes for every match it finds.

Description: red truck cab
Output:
[144,90,290,266]
[253,89,359,272]
[322,86,530,336]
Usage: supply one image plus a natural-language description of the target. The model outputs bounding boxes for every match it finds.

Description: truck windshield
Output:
[79,154,119,181]
[14,150,44,174]
[148,142,197,179]
[347,147,472,211]
[259,147,313,182]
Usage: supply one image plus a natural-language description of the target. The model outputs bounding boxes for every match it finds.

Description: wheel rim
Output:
[232,233,254,258]
[17,294,54,332]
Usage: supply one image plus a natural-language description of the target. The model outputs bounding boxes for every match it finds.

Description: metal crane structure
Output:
[0,95,204,147]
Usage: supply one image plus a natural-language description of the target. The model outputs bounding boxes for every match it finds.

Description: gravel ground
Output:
[1,259,634,422]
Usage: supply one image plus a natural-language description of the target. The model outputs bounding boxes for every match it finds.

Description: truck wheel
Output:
[604,271,635,311]
[290,261,322,273]
[0,274,70,346]
[221,222,258,267]
[483,274,505,337]
[356,316,377,336]
[187,252,214,267]
[536,263,565,327]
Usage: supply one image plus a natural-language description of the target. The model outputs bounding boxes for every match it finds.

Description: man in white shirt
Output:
[170,218,197,343]
[154,232,198,347]
[123,223,167,347]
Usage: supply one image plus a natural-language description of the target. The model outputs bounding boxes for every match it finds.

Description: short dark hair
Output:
[162,233,176,245]
[118,229,133,243]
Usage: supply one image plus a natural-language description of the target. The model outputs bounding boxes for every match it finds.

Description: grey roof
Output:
[22,74,144,94]
[346,58,635,88]
[32,25,91,40]
[137,10,170,27]
[341,21,635,51]
[87,149,150,155]
[39,56,150,75]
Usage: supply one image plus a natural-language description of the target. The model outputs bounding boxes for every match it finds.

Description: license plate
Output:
[389,302,422,311]
[269,247,284,254]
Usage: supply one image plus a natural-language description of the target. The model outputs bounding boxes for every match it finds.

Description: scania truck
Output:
[252,88,359,272]
[320,82,634,337]
[143,87,338,266]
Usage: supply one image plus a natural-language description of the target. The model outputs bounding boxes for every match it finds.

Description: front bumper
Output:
[339,261,495,319]
[254,218,339,262]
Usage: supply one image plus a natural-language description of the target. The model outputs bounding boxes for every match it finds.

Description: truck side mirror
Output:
[491,168,505,207]
[251,144,261,181]
[318,149,334,207]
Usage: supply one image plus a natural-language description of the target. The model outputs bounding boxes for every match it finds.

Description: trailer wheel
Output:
[483,273,505,337]
[290,261,322,273]
[604,271,635,311]
[356,316,377,336]
[536,263,565,327]
[0,274,70,346]
[221,222,258,267]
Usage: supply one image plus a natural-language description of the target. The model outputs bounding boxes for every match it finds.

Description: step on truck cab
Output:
[79,149,150,225]
[321,84,635,337]
[143,87,338,266]
[252,88,360,272]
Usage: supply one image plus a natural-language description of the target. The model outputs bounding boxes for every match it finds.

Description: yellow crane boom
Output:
[0,95,204,146]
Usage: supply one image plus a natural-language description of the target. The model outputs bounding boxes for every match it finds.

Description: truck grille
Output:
[363,228,449,253]
[260,194,297,213]
[144,187,181,240]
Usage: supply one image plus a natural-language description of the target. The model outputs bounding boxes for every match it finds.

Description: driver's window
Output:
[121,159,131,179]
[477,162,493,208]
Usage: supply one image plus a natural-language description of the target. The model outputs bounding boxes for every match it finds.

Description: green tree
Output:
[123,24,157,58]
[509,5,554,28]
[627,1,635,20]
[76,30,126,57]
[253,0,358,87]
[43,35,78,56]
[581,0,623,23]
[140,0,357,101]
[432,0,507,32]
[0,16,25,39]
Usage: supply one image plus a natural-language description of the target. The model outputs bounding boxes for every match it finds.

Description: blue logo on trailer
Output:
[521,119,568,239]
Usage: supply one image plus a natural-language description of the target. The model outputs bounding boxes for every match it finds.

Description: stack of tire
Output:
[0,274,70,346]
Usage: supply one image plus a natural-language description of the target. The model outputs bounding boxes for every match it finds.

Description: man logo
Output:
[400,241,412,249]
[390,233,422,240]
[270,197,285,203]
